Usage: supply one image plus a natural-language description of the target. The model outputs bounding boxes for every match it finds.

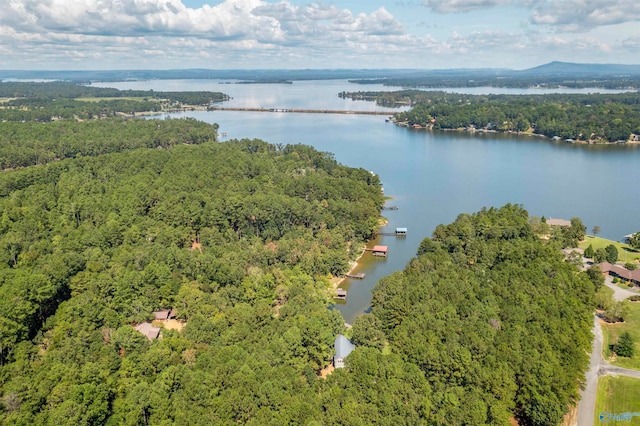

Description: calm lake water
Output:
[95,79,640,324]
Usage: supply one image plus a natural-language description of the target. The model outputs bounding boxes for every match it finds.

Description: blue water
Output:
[95,79,640,323]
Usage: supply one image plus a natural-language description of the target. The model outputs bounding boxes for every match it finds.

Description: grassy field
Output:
[601,298,640,370]
[580,235,640,263]
[595,376,640,424]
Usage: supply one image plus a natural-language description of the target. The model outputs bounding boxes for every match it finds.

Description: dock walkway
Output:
[345,273,365,279]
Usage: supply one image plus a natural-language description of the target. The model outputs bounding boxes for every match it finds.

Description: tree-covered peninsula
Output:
[0,137,385,424]
[0,81,229,122]
[340,90,640,143]
[353,204,596,425]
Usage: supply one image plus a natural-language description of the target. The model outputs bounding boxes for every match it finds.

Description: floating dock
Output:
[345,273,366,279]
[378,227,408,237]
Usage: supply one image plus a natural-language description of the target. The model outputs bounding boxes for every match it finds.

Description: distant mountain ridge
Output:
[1,62,640,82]
[518,61,640,76]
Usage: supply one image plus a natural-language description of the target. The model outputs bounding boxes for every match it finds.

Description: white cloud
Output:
[527,0,640,31]
[0,0,637,69]
[0,0,416,68]
[422,0,512,13]
[3,0,283,40]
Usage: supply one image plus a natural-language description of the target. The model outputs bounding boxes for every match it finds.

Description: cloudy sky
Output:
[1,0,639,70]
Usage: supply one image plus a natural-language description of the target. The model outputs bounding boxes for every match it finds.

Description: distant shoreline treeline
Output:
[341,90,640,143]
[0,81,229,122]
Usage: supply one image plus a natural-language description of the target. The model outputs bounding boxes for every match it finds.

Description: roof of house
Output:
[335,334,355,359]
[396,227,407,233]
[153,309,171,321]
[135,322,161,340]
[372,245,388,252]
[153,308,177,321]
[595,262,640,281]
[546,218,572,227]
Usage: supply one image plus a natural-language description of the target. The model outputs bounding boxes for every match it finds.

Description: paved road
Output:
[577,315,604,426]
[575,273,640,426]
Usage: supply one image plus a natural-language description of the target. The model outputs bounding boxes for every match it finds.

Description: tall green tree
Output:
[629,232,640,250]
[584,244,595,259]
[605,244,618,263]
[615,331,635,357]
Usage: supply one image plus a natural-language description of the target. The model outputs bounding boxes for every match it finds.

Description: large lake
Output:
[94,79,640,324]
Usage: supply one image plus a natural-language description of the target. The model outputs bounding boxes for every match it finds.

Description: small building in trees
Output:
[372,245,388,257]
[153,308,177,321]
[334,334,356,368]
[135,323,161,340]
[546,218,571,227]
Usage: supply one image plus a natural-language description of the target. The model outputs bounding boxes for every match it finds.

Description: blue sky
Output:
[2,0,639,70]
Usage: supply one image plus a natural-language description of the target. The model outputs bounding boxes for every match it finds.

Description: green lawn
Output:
[580,235,640,263]
[601,299,640,370]
[595,376,640,425]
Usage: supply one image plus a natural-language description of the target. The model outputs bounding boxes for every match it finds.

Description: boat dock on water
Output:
[345,273,365,279]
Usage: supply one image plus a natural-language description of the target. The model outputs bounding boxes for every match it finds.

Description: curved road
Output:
[575,275,640,426]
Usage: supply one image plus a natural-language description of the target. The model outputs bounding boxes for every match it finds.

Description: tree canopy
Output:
[341,90,640,142]
[357,204,595,425]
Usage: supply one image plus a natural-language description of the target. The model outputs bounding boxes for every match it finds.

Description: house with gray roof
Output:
[135,322,161,341]
[334,334,355,368]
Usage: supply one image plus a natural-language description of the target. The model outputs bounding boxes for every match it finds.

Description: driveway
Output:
[604,275,639,302]
[575,273,640,426]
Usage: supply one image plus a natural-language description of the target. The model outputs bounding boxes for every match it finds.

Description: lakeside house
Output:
[395,227,407,236]
[596,262,640,286]
[546,218,571,227]
[334,335,355,368]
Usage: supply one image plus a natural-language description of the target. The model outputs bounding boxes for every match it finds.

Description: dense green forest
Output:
[355,205,595,425]
[340,90,640,142]
[0,81,228,122]
[0,137,387,424]
[0,118,218,170]
[0,146,595,426]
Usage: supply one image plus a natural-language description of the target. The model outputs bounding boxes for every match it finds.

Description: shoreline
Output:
[392,120,640,145]
[331,248,367,290]
[330,217,389,290]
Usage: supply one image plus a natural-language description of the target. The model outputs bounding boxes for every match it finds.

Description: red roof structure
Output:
[372,245,388,257]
